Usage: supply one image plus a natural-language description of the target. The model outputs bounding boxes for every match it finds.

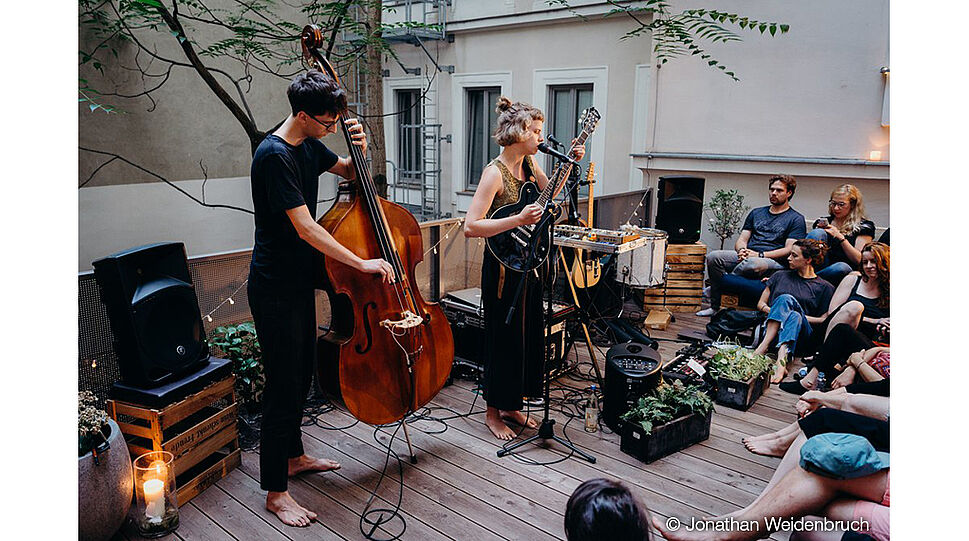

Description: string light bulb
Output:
[228,298,235,305]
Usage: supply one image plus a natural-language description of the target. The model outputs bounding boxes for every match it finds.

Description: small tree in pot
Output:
[705,189,749,250]
[79,391,132,541]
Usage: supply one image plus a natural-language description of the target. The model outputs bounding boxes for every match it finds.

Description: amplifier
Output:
[603,342,663,431]
[442,288,574,379]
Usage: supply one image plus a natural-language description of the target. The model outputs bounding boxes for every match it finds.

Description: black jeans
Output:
[799,407,890,452]
[811,323,873,373]
[248,284,317,492]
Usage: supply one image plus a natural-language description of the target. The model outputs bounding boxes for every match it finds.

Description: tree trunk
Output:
[364,0,388,198]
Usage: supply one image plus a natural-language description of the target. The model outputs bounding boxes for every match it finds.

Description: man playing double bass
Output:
[248,70,394,527]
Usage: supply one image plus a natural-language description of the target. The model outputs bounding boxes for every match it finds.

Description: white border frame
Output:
[532,66,608,183]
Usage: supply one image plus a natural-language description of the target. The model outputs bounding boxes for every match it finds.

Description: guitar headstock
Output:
[578,107,601,135]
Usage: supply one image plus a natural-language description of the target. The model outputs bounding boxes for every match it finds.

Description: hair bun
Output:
[495,96,513,114]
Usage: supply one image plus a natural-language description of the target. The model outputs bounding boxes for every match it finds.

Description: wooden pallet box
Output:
[636,242,706,312]
[620,410,713,464]
[107,375,241,506]
[715,370,771,411]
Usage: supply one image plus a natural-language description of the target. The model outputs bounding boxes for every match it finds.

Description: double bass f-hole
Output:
[355,302,377,354]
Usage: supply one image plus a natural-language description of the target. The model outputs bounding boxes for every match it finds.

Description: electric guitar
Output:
[570,163,602,288]
[486,107,601,273]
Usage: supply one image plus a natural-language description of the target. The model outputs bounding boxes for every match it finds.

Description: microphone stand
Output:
[498,168,597,464]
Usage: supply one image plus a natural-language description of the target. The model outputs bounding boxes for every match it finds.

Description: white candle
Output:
[144,479,166,520]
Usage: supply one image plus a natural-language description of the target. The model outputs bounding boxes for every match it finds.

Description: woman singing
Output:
[464,97,585,440]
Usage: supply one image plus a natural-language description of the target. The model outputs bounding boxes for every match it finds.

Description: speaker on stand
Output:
[656,175,705,244]
[93,242,212,391]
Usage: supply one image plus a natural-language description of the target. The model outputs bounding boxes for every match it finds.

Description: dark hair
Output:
[287,70,347,117]
[565,478,651,541]
[794,238,827,267]
[768,174,797,197]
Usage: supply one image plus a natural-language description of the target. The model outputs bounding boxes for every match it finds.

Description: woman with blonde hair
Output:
[464,97,585,440]
[807,184,876,285]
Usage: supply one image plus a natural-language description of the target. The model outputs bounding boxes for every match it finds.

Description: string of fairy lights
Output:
[196,218,467,325]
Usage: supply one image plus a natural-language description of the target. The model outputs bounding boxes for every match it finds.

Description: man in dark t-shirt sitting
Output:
[698,175,807,316]
[248,70,394,528]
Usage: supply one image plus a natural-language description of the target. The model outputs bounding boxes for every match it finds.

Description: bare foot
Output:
[771,361,787,384]
[486,407,515,440]
[500,409,538,429]
[288,454,341,476]
[266,491,317,527]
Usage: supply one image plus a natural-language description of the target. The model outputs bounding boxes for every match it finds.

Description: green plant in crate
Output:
[208,322,264,410]
[709,343,775,381]
[620,380,714,435]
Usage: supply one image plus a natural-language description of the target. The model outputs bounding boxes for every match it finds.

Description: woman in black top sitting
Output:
[806,184,876,286]
[752,239,835,383]
[824,241,890,340]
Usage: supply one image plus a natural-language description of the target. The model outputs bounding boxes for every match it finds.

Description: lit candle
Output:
[144,479,166,520]
[869,150,882,161]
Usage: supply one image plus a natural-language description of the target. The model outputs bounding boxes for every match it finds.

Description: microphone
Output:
[546,134,564,149]
[538,142,579,165]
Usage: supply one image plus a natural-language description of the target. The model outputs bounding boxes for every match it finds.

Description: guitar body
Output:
[570,219,602,288]
[486,181,559,273]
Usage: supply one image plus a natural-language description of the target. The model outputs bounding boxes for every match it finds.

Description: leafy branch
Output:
[552,1,790,81]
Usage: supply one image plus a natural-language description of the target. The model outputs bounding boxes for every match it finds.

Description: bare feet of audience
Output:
[742,422,800,457]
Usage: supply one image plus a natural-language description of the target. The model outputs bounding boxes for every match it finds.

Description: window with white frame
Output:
[396,88,422,186]
[465,87,501,189]
[547,84,594,195]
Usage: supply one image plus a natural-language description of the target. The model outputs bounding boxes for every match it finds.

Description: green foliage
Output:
[78,391,110,456]
[208,322,265,409]
[553,1,790,81]
[709,343,775,381]
[620,380,714,435]
[705,189,749,249]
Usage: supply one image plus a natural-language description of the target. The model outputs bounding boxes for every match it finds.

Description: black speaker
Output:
[656,175,705,243]
[603,342,662,431]
[93,242,209,388]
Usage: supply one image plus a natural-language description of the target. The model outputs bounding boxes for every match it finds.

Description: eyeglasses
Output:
[306,114,339,130]
[828,200,848,208]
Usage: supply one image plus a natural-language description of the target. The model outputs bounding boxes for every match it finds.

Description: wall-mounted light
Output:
[869,150,883,161]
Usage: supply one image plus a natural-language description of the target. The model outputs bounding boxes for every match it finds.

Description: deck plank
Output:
[166,307,817,540]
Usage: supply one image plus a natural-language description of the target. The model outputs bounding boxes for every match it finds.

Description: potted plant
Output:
[79,391,133,541]
[705,189,749,250]
[619,380,715,463]
[709,343,775,410]
[208,321,265,413]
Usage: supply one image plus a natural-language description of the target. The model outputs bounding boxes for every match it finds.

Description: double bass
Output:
[301,25,454,426]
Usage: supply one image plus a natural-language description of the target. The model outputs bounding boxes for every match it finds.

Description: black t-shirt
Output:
[249,135,339,292]
[743,206,807,253]
[766,270,835,317]
[812,216,877,267]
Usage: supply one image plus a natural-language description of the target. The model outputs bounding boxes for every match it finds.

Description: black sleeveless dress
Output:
[481,156,546,411]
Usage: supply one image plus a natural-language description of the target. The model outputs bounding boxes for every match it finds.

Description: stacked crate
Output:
[107,375,240,506]
[637,242,706,313]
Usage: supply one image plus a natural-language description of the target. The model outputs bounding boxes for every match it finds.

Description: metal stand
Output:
[497,247,596,464]
[556,247,605,391]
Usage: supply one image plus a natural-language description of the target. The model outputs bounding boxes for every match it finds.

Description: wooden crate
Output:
[637,242,706,312]
[107,375,241,506]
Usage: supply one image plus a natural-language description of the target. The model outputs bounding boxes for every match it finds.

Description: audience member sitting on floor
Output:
[698,174,807,317]
[564,478,652,541]
[655,432,889,541]
[806,184,876,286]
[744,388,889,458]
[780,322,888,395]
[830,347,890,388]
[750,239,835,383]
[823,242,890,341]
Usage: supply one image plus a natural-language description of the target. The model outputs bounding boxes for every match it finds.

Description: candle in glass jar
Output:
[144,478,166,519]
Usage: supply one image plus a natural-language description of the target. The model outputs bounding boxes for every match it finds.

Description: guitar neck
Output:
[536,129,593,207]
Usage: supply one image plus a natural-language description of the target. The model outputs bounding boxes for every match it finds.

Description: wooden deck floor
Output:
[120,311,800,541]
